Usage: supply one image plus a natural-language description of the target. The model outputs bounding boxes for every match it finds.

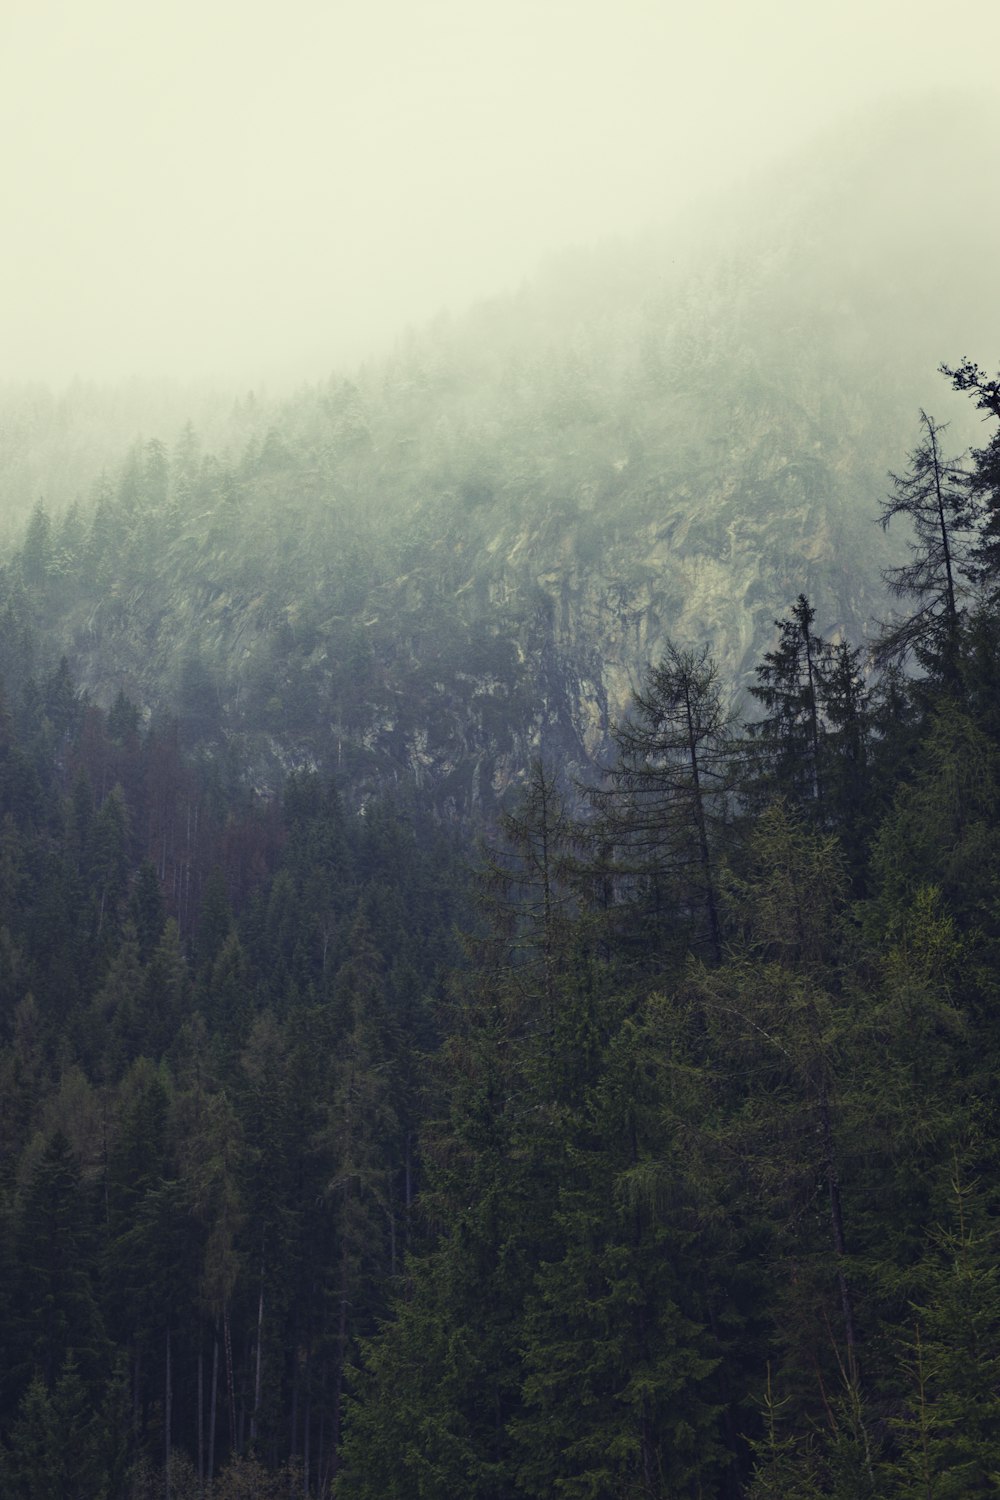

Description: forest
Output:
[0,350,998,1498]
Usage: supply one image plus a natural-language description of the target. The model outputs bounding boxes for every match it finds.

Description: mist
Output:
[3,0,998,388]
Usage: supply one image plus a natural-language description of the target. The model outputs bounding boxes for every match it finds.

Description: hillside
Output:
[4,100,998,813]
[4,94,1000,1500]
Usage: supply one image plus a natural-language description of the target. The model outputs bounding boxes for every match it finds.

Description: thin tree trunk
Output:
[289,1343,299,1470]
[224,1302,237,1457]
[405,1130,413,1210]
[331,1227,349,1478]
[197,1340,204,1494]
[251,1256,265,1447]
[802,611,824,809]
[405,1130,414,1254]
[134,1343,141,1452]
[683,679,721,962]
[165,1325,172,1500]
[819,1092,857,1380]
[928,414,959,637]
[388,1199,397,1278]
[208,1332,219,1484]
[640,1408,655,1496]
[302,1361,311,1499]
[316,1380,326,1499]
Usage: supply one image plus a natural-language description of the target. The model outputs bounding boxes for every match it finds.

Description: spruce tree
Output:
[589,644,734,964]
[941,359,1000,597]
[745,595,828,819]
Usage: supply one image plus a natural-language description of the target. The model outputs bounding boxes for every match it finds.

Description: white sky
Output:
[1,0,998,386]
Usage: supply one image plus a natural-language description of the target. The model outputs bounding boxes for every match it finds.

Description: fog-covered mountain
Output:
[5,100,998,813]
[5,96,1000,1500]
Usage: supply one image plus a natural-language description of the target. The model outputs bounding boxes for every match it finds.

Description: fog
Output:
[2,0,998,387]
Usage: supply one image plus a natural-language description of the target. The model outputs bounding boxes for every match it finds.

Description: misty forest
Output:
[5,109,1000,1500]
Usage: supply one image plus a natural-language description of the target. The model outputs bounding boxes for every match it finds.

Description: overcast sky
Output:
[2,0,998,387]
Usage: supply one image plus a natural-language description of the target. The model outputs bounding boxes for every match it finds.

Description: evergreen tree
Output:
[745,595,828,818]
[130,860,166,965]
[19,502,52,591]
[514,993,726,1499]
[941,359,1000,596]
[92,785,131,938]
[874,411,973,691]
[692,807,865,1423]
[14,1130,105,1393]
[589,644,734,963]
[889,1167,1000,1497]
[2,1374,61,1500]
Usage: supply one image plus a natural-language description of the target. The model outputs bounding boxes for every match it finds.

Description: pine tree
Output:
[92,785,131,939]
[3,1374,61,1500]
[817,639,875,884]
[475,758,578,1050]
[745,595,828,818]
[693,806,865,1419]
[874,411,973,692]
[940,359,1000,597]
[14,1130,106,1392]
[889,1167,1000,1497]
[514,992,726,1499]
[589,644,734,963]
[340,774,582,1498]
[19,502,52,591]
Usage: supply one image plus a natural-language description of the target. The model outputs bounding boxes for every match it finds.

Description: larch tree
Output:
[874,411,973,693]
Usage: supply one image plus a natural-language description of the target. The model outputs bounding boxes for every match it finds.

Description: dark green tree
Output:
[941,359,1000,596]
[14,1130,105,1392]
[19,502,52,590]
[745,595,828,817]
[889,1166,1000,1497]
[874,411,973,692]
[514,994,726,1499]
[590,644,734,963]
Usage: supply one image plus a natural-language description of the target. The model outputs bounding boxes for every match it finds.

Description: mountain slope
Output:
[6,98,999,814]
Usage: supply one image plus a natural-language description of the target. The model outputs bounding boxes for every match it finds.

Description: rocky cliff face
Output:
[8,104,999,816]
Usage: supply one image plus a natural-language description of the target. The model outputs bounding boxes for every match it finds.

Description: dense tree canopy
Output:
[1,358,1000,1497]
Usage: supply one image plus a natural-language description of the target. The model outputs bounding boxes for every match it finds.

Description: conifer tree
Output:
[341,770,581,1498]
[514,993,726,1499]
[590,644,734,964]
[874,411,973,691]
[14,1130,106,1394]
[2,1374,61,1500]
[889,1166,1000,1497]
[476,758,578,1042]
[693,807,865,1420]
[745,595,828,818]
[941,359,1000,595]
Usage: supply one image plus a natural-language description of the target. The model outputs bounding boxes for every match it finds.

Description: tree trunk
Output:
[197,1340,204,1494]
[819,1092,857,1380]
[289,1341,299,1471]
[302,1363,311,1499]
[331,1227,349,1479]
[165,1325,172,1500]
[133,1343,141,1450]
[683,678,721,962]
[250,1255,265,1447]
[224,1302,237,1457]
[208,1332,219,1484]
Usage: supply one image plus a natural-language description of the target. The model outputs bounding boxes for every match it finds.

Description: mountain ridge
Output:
[4,98,998,814]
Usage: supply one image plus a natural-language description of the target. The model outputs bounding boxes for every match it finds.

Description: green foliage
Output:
[589,643,735,964]
[888,1167,1000,1497]
[6,350,1000,1499]
[875,411,973,688]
